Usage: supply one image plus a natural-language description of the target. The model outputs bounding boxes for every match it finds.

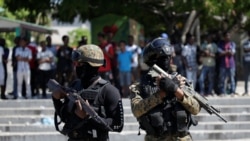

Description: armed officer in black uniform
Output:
[130,38,200,141]
[52,44,124,141]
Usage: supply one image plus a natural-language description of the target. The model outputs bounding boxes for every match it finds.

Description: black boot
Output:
[1,86,8,100]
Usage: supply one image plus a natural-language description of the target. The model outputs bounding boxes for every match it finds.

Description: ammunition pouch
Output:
[138,101,195,137]
[139,109,167,136]
[176,110,188,135]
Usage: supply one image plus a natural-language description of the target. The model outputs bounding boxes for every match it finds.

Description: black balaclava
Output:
[75,63,99,88]
[155,56,171,72]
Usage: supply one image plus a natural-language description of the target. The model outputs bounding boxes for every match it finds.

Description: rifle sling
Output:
[54,111,88,135]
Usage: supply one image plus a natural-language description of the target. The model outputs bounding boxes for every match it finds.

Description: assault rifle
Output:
[47,79,113,131]
[148,64,227,123]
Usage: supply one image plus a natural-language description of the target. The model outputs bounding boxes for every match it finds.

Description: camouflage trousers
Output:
[144,133,193,141]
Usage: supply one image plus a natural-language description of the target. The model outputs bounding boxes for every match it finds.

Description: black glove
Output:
[172,77,180,86]
[159,77,178,95]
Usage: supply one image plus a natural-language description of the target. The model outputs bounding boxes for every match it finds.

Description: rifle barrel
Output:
[213,110,228,123]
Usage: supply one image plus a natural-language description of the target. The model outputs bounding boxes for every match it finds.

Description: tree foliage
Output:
[68,28,90,48]
[4,0,250,37]
[4,0,51,25]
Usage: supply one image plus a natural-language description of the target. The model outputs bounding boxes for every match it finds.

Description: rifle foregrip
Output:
[47,79,62,91]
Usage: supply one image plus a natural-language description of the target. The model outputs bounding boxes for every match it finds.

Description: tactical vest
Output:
[138,74,194,136]
[55,78,110,140]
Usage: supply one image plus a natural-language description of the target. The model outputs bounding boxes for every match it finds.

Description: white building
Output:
[50,16,91,45]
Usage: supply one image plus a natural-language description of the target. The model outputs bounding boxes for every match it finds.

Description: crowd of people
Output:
[172,31,250,97]
[0,30,250,100]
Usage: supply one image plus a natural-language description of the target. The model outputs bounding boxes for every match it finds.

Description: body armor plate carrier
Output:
[138,75,197,136]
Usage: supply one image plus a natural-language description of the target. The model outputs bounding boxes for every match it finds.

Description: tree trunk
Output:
[195,18,201,46]
[181,10,197,43]
[189,18,200,45]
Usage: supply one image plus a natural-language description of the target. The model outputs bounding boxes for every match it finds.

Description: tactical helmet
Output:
[143,37,173,67]
[72,44,104,67]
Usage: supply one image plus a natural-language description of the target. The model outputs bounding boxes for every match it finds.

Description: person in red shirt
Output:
[27,40,39,98]
[97,32,114,83]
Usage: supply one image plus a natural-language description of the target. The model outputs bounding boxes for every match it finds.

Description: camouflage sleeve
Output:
[178,90,201,115]
[129,83,163,118]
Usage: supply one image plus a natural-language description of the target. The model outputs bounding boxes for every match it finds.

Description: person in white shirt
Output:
[126,35,142,82]
[37,41,53,98]
[15,37,32,99]
[182,35,198,89]
[46,36,57,79]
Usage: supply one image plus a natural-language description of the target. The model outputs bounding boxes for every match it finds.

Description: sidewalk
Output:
[235,81,247,95]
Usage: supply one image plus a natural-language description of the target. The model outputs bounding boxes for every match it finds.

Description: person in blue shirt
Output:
[117,40,133,98]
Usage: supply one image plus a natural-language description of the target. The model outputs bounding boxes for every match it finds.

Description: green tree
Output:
[4,0,51,25]
[0,0,52,47]
[68,28,90,48]
[4,0,250,39]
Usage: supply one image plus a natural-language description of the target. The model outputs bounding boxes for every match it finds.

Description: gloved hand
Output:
[172,74,186,88]
[159,77,178,95]
[74,100,89,119]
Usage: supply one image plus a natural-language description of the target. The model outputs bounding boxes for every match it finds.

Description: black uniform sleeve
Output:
[52,97,64,117]
[93,84,124,132]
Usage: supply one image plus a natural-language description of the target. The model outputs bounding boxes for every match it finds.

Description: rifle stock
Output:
[47,79,113,131]
[148,64,227,123]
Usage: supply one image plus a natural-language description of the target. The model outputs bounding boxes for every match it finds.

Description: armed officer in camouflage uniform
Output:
[52,44,124,141]
[130,38,200,141]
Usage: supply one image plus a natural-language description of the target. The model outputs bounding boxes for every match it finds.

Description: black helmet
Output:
[143,37,173,67]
